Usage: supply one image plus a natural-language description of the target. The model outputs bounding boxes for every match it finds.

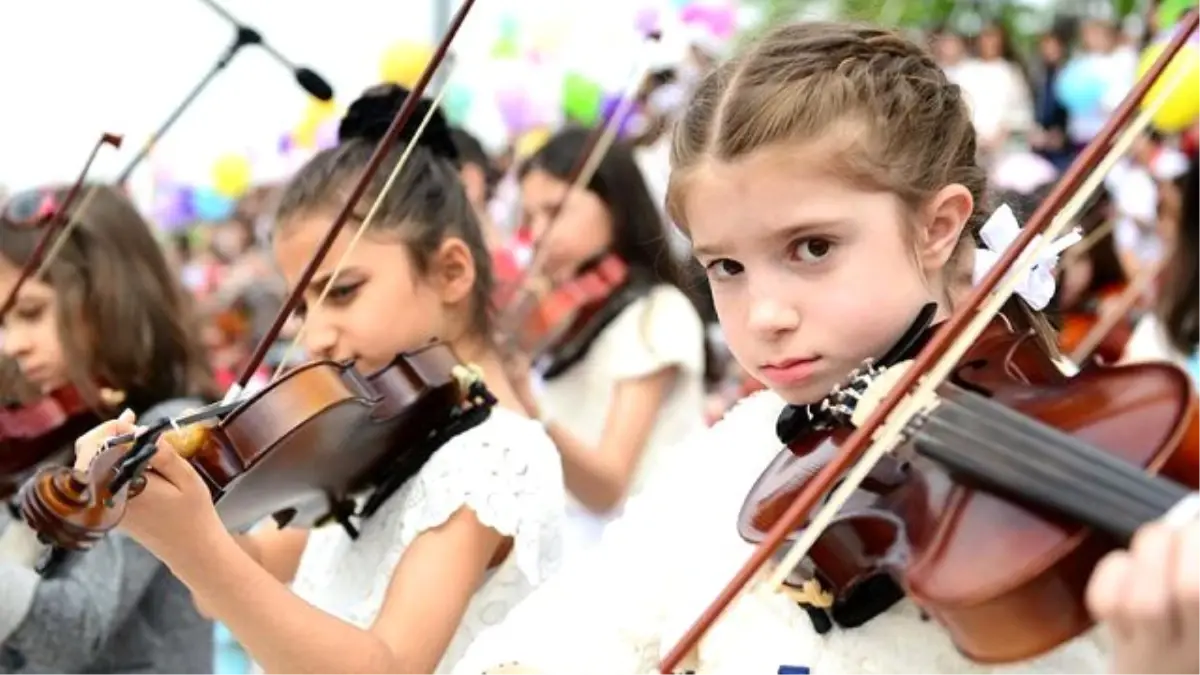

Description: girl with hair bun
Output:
[71,85,566,674]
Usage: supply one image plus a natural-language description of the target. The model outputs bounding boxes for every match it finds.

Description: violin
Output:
[504,254,627,353]
[0,384,103,500]
[16,0,483,548]
[739,308,1198,662]
[504,254,655,380]
[20,341,494,548]
[1057,282,1136,363]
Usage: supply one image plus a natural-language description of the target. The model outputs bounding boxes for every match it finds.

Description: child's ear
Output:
[919,183,974,274]
[430,237,477,305]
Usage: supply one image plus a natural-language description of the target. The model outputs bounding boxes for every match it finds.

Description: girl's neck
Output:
[448,334,526,415]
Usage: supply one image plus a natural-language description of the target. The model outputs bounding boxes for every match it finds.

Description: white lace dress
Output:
[290,407,566,674]
[535,283,707,560]
[453,392,1109,674]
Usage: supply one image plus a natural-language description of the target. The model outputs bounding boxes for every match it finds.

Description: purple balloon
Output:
[153,184,196,231]
[278,132,294,155]
[316,118,340,149]
[634,7,660,35]
[600,94,637,137]
[495,88,538,134]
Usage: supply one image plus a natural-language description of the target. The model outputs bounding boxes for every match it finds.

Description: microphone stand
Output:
[116,26,262,186]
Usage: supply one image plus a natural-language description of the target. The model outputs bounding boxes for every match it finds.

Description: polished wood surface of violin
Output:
[21,342,473,545]
[1,386,102,500]
[740,318,1198,663]
[506,254,628,357]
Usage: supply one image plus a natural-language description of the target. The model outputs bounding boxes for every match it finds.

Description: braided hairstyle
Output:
[666,22,987,280]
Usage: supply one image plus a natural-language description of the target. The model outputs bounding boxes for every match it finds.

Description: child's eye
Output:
[704,259,744,280]
[14,303,45,323]
[326,281,363,306]
[792,238,834,263]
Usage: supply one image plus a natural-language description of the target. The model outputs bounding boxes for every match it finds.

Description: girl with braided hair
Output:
[451,21,1199,675]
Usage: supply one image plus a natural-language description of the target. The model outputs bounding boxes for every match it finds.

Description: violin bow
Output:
[1069,258,1167,365]
[0,133,123,320]
[512,31,664,287]
[658,11,1200,672]
[270,80,456,378]
[228,0,478,400]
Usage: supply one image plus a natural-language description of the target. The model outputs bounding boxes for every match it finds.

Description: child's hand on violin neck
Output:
[1087,507,1199,674]
[74,411,226,565]
[73,408,145,473]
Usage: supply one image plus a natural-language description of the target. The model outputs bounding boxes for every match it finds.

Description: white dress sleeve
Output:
[397,409,566,586]
[452,392,790,674]
[605,284,706,381]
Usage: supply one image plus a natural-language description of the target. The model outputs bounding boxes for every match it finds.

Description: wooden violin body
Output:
[739,319,1198,663]
[21,342,472,546]
[1,385,101,500]
[505,254,628,357]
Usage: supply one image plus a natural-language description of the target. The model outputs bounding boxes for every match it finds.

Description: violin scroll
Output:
[18,437,136,549]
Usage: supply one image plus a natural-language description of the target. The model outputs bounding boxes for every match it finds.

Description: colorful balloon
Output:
[211,153,252,199]
[515,128,551,159]
[192,186,235,221]
[562,72,603,125]
[443,83,473,124]
[1055,58,1108,115]
[379,41,433,88]
[1138,42,1200,133]
[1157,0,1197,30]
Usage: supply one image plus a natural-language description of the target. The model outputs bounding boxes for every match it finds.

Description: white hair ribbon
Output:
[971,204,1082,311]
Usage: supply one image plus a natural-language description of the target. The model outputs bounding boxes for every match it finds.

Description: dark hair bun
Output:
[338,83,460,164]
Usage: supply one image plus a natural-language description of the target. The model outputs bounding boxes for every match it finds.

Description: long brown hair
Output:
[1159,156,1198,354]
[0,184,215,412]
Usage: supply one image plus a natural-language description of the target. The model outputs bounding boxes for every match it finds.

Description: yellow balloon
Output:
[1138,43,1200,133]
[304,97,338,124]
[211,153,252,199]
[293,117,319,149]
[515,128,551,159]
[379,41,433,88]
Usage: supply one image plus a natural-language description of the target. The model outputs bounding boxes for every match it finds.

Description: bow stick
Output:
[270,79,455,378]
[227,0,478,402]
[517,31,664,283]
[658,11,1200,672]
[0,133,123,320]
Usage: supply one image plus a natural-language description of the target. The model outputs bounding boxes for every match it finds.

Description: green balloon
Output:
[1158,0,1197,29]
[491,35,520,60]
[562,72,603,125]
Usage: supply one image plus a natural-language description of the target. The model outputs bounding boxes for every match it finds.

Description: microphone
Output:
[116,0,334,185]
[194,0,332,101]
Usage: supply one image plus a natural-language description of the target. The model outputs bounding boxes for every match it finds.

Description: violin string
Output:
[918,411,1152,541]
[270,80,453,382]
[923,392,1182,539]
[764,57,1191,594]
[34,185,105,280]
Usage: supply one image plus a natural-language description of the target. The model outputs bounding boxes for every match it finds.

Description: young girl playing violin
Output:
[454,22,1199,674]
[0,183,215,672]
[73,85,566,675]
[509,126,711,557]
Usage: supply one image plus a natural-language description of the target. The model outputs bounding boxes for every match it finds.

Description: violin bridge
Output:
[780,578,834,609]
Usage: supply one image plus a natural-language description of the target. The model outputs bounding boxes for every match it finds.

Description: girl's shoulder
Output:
[398,406,565,584]
[595,283,706,378]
